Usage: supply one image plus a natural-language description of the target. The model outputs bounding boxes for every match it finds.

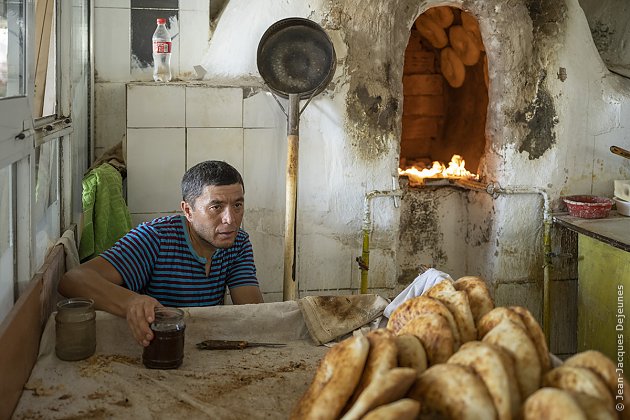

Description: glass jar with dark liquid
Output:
[142,307,185,369]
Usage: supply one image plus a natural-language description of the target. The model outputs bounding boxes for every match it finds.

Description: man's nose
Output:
[222,207,235,224]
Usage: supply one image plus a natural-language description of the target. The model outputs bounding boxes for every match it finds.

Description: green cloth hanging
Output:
[79,163,132,262]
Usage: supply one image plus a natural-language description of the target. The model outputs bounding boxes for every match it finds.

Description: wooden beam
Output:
[32,0,54,118]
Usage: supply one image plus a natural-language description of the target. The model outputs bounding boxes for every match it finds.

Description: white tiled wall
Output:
[187,127,244,171]
[186,87,243,127]
[127,127,186,213]
[127,84,186,127]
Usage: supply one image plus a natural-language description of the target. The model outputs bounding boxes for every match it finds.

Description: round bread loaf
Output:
[482,317,541,399]
[510,306,551,374]
[543,366,613,406]
[477,307,526,339]
[290,335,370,420]
[425,6,454,28]
[453,276,494,324]
[449,25,481,66]
[440,47,466,88]
[461,11,485,52]
[341,368,417,420]
[398,312,455,365]
[361,399,420,420]
[409,363,498,419]
[387,295,461,349]
[427,286,477,343]
[564,350,619,398]
[395,334,428,377]
[415,14,448,49]
[448,341,521,420]
[346,328,397,408]
[523,388,587,420]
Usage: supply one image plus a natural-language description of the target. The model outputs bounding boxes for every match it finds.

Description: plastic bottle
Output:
[152,18,172,82]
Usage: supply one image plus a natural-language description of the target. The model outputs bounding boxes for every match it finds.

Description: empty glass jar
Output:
[142,307,186,369]
[55,298,96,361]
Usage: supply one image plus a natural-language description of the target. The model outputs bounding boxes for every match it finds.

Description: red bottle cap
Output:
[156,18,166,25]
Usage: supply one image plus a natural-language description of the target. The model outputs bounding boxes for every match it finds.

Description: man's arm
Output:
[58,256,161,346]
[230,285,264,304]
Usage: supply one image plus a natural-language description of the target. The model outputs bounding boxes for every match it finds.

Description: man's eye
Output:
[210,205,221,211]
[235,202,244,208]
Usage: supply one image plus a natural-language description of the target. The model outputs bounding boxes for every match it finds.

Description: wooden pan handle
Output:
[611,145,630,160]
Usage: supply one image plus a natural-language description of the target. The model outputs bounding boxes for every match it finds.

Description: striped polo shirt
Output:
[101,215,258,307]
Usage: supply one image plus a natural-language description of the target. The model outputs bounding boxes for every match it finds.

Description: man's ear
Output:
[181,201,193,221]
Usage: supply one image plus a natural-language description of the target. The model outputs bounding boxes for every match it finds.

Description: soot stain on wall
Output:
[397,189,447,285]
[510,0,567,160]
[514,71,558,159]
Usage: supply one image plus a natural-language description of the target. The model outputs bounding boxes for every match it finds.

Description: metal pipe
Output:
[486,183,553,346]
[357,181,403,294]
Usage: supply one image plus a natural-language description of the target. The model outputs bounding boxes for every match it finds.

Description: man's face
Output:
[181,183,245,251]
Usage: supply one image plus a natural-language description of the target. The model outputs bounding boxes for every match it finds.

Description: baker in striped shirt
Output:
[59,160,263,346]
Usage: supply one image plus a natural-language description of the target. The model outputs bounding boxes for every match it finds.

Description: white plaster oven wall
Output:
[94,1,630,308]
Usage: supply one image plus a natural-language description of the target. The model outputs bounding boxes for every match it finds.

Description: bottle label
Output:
[153,41,172,54]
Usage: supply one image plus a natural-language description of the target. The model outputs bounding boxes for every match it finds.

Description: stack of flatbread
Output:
[290,276,627,420]
[413,6,486,88]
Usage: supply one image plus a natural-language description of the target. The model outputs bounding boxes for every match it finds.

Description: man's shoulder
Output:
[139,215,183,231]
[234,228,251,244]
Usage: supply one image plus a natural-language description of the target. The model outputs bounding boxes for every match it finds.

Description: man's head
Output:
[181,160,244,207]
[181,161,245,252]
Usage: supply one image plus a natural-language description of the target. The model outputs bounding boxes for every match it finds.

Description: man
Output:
[59,160,263,346]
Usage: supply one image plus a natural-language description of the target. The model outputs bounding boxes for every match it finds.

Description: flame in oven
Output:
[398,154,479,184]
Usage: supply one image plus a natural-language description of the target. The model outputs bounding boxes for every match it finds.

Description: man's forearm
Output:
[58,267,137,318]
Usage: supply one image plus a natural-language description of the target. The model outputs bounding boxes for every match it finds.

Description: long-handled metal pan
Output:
[257,18,336,301]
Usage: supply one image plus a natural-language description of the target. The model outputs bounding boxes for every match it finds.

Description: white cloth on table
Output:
[383,268,453,318]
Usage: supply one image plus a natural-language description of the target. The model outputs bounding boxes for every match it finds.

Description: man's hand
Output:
[125,294,162,346]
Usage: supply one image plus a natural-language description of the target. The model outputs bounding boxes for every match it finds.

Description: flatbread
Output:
[341,368,417,420]
[482,318,541,399]
[290,335,370,420]
[510,306,551,373]
[395,334,428,377]
[564,350,619,398]
[387,295,461,349]
[346,329,397,409]
[414,14,448,49]
[453,276,494,324]
[409,363,497,419]
[447,341,521,420]
[569,391,617,420]
[361,399,420,420]
[543,366,614,406]
[427,286,477,343]
[425,6,454,28]
[397,312,455,365]
[449,25,481,66]
[523,388,587,420]
[477,307,526,339]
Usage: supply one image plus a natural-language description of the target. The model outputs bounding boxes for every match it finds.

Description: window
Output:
[0,0,26,99]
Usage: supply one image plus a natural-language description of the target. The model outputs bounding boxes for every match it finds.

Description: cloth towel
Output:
[297,294,389,345]
[79,163,132,261]
[54,229,80,271]
[383,268,453,318]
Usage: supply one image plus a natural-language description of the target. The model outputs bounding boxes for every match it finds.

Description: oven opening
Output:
[399,6,488,187]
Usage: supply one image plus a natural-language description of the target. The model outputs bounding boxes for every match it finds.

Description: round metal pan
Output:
[257,17,336,99]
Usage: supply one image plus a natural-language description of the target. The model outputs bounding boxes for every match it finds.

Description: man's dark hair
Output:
[181,160,244,206]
